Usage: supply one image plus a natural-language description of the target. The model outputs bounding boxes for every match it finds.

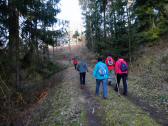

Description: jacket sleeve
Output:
[93,64,98,77]
[86,64,88,71]
[115,61,119,74]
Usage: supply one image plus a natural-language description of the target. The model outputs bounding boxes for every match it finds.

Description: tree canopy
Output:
[79,0,168,59]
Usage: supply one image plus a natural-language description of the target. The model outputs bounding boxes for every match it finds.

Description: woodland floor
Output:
[12,42,167,126]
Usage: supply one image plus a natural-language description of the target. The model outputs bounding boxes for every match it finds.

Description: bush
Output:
[144,27,160,41]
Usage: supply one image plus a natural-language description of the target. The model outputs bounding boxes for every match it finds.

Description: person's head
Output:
[115,55,119,59]
[108,53,112,57]
[116,55,123,60]
[97,57,103,62]
[117,56,125,61]
[80,58,85,63]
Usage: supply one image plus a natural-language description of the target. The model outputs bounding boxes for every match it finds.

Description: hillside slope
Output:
[128,35,168,125]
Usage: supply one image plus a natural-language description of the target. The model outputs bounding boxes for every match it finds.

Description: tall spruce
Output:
[0,0,61,89]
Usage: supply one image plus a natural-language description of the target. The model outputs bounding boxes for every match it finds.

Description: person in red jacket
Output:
[115,58,128,96]
[105,56,115,71]
[105,56,115,85]
[72,57,78,70]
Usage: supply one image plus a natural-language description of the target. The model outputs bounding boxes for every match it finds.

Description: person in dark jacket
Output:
[77,59,88,89]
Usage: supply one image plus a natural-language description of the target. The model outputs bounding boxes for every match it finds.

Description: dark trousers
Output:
[115,74,128,95]
[80,72,86,85]
[74,64,77,70]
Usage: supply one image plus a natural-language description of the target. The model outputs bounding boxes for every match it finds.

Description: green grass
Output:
[78,109,88,126]
[86,72,159,126]
[96,89,159,126]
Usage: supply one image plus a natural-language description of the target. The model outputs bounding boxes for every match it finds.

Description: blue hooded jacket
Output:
[93,61,109,80]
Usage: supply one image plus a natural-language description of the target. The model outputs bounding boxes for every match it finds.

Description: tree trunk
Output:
[53,45,54,57]
[8,1,20,89]
[103,0,107,43]
[89,20,94,51]
[113,13,117,41]
[103,9,106,43]
[127,6,132,64]
[110,12,114,46]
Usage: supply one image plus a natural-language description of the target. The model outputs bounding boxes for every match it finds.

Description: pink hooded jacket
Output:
[115,58,128,74]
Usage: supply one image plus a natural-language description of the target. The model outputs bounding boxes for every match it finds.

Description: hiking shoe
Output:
[95,94,99,97]
[82,85,85,89]
[114,88,118,92]
[108,81,112,85]
[123,93,127,96]
[103,97,108,100]
[80,85,84,89]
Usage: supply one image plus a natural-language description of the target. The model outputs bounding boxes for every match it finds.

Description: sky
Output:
[57,0,84,33]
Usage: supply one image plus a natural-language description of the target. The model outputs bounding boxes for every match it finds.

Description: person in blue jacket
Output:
[93,57,109,99]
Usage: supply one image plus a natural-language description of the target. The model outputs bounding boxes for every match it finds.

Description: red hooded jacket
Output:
[115,58,128,74]
[105,56,115,71]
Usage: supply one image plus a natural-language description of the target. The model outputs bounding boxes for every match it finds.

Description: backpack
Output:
[120,62,128,72]
[98,65,107,76]
[81,63,87,71]
[107,58,114,66]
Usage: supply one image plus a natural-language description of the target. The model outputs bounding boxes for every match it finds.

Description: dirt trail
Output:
[62,44,103,126]
[81,86,102,126]
[16,44,103,126]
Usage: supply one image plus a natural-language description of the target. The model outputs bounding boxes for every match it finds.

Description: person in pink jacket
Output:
[115,58,128,96]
